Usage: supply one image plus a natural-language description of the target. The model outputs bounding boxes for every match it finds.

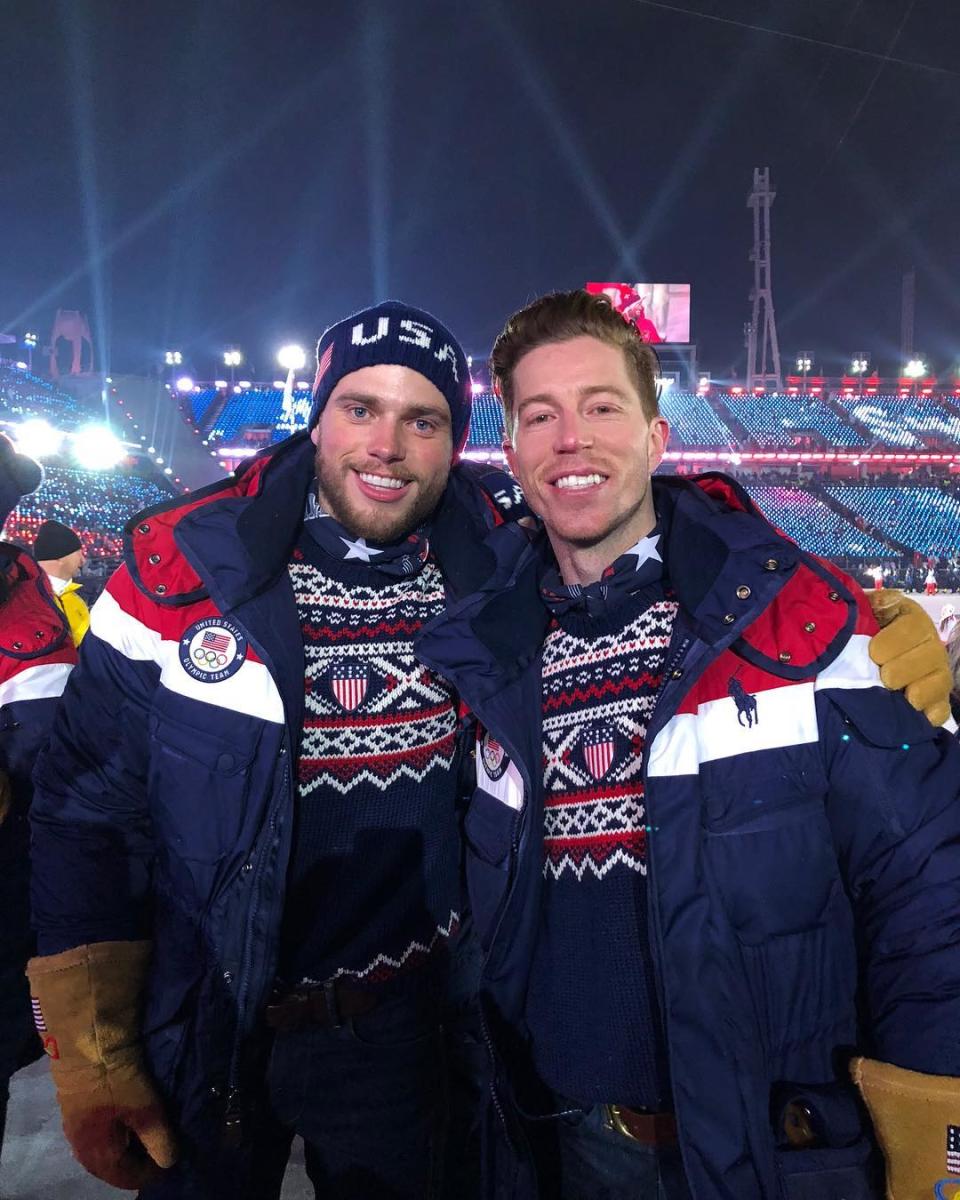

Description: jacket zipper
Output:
[222,748,289,1144]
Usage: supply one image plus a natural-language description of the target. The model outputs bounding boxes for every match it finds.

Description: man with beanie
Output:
[27,302,501,1200]
[33,519,89,646]
[0,437,78,1170]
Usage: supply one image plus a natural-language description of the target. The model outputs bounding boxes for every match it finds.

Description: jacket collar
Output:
[418,472,811,698]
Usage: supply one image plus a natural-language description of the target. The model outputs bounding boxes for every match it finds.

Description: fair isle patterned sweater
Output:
[526,588,678,1106]
[279,529,462,988]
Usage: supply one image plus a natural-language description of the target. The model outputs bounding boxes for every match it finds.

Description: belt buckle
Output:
[604,1104,638,1141]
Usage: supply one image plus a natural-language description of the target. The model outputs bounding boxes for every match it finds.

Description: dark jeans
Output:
[531,1106,692,1200]
[267,990,444,1200]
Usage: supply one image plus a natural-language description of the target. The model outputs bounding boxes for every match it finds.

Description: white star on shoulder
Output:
[340,535,383,562]
[623,533,662,570]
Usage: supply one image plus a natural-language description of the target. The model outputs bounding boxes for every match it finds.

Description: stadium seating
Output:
[207,387,287,442]
[467,392,505,447]
[725,394,865,448]
[838,395,960,448]
[659,390,733,446]
[743,485,889,558]
[824,484,960,556]
[190,387,219,425]
[0,365,96,429]
[2,465,175,558]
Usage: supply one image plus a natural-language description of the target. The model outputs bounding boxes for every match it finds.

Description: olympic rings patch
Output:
[179,618,247,684]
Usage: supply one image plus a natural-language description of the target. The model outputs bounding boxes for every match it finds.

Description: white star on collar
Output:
[623,533,662,571]
[340,535,382,562]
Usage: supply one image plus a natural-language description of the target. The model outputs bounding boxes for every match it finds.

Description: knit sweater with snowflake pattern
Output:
[278,524,462,991]
[525,569,678,1107]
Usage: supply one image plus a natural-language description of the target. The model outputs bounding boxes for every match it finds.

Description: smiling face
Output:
[503,336,669,584]
[311,363,453,543]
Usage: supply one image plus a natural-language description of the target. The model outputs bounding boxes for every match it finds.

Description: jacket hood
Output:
[0,544,74,661]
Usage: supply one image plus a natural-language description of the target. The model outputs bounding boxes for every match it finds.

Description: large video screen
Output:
[585,282,691,343]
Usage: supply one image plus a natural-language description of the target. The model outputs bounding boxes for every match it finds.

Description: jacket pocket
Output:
[147,709,261,865]
[775,1140,879,1200]
[464,787,518,951]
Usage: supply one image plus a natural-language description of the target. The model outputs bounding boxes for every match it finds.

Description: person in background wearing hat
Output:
[32,519,89,646]
[0,437,79,1170]
[26,302,511,1200]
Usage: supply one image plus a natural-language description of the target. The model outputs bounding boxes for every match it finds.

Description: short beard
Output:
[313,437,449,543]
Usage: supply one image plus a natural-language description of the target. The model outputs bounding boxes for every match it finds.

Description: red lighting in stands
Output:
[753,386,764,395]
[787,386,798,395]
[810,387,822,395]
[921,387,933,395]
[730,386,743,395]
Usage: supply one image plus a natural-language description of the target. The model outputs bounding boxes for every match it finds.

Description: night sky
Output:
[3,0,959,380]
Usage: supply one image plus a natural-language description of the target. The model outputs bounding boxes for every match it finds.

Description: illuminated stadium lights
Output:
[175,376,194,393]
[277,344,306,372]
[273,380,286,389]
[851,356,869,375]
[214,379,228,389]
[164,350,182,367]
[471,381,484,396]
[223,350,243,367]
[147,445,156,453]
[164,467,172,475]
[698,375,710,390]
[23,332,38,348]
[155,457,164,465]
[904,359,926,379]
[14,418,63,459]
[72,426,125,471]
[796,355,813,373]
[14,362,28,371]
[238,380,251,389]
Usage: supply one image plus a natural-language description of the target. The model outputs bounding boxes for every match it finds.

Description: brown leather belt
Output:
[605,1105,678,1146]
[264,980,379,1033]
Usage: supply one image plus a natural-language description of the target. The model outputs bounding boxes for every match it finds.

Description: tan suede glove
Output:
[867,589,952,726]
[853,1057,960,1199]
[27,940,178,1190]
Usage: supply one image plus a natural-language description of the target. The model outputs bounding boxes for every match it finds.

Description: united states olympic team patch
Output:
[480,730,510,781]
[179,618,247,683]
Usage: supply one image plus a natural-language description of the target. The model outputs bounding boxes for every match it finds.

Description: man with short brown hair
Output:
[417,289,960,1200]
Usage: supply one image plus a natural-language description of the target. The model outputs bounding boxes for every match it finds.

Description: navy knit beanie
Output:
[308,301,472,455]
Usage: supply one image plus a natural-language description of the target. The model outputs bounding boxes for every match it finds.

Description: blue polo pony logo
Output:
[728,676,759,728]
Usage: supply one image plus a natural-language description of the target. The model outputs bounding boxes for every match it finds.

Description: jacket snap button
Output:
[779,651,792,663]
[155,584,167,595]
[137,523,150,535]
[671,669,683,680]
[764,558,779,571]
[736,585,751,600]
[35,630,45,639]
[722,613,735,625]
[222,970,233,985]
[828,590,840,601]
[216,753,235,772]
[241,862,253,874]
[148,553,161,565]
[12,641,22,650]
[804,621,816,633]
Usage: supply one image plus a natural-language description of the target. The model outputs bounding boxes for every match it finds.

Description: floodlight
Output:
[214,379,228,389]
[238,380,251,389]
[471,381,483,396]
[277,344,306,372]
[164,467,172,475]
[796,355,812,373]
[223,350,243,367]
[904,359,926,379]
[14,418,63,459]
[72,426,125,470]
[273,380,286,389]
[851,356,869,375]
[176,376,194,393]
[155,457,164,465]
[164,350,182,366]
[24,332,38,348]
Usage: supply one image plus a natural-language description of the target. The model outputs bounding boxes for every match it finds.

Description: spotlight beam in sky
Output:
[3,57,350,335]
[485,0,639,274]
[363,1,391,300]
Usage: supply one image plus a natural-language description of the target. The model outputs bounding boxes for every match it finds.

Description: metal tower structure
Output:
[900,268,916,367]
[745,167,782,392]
